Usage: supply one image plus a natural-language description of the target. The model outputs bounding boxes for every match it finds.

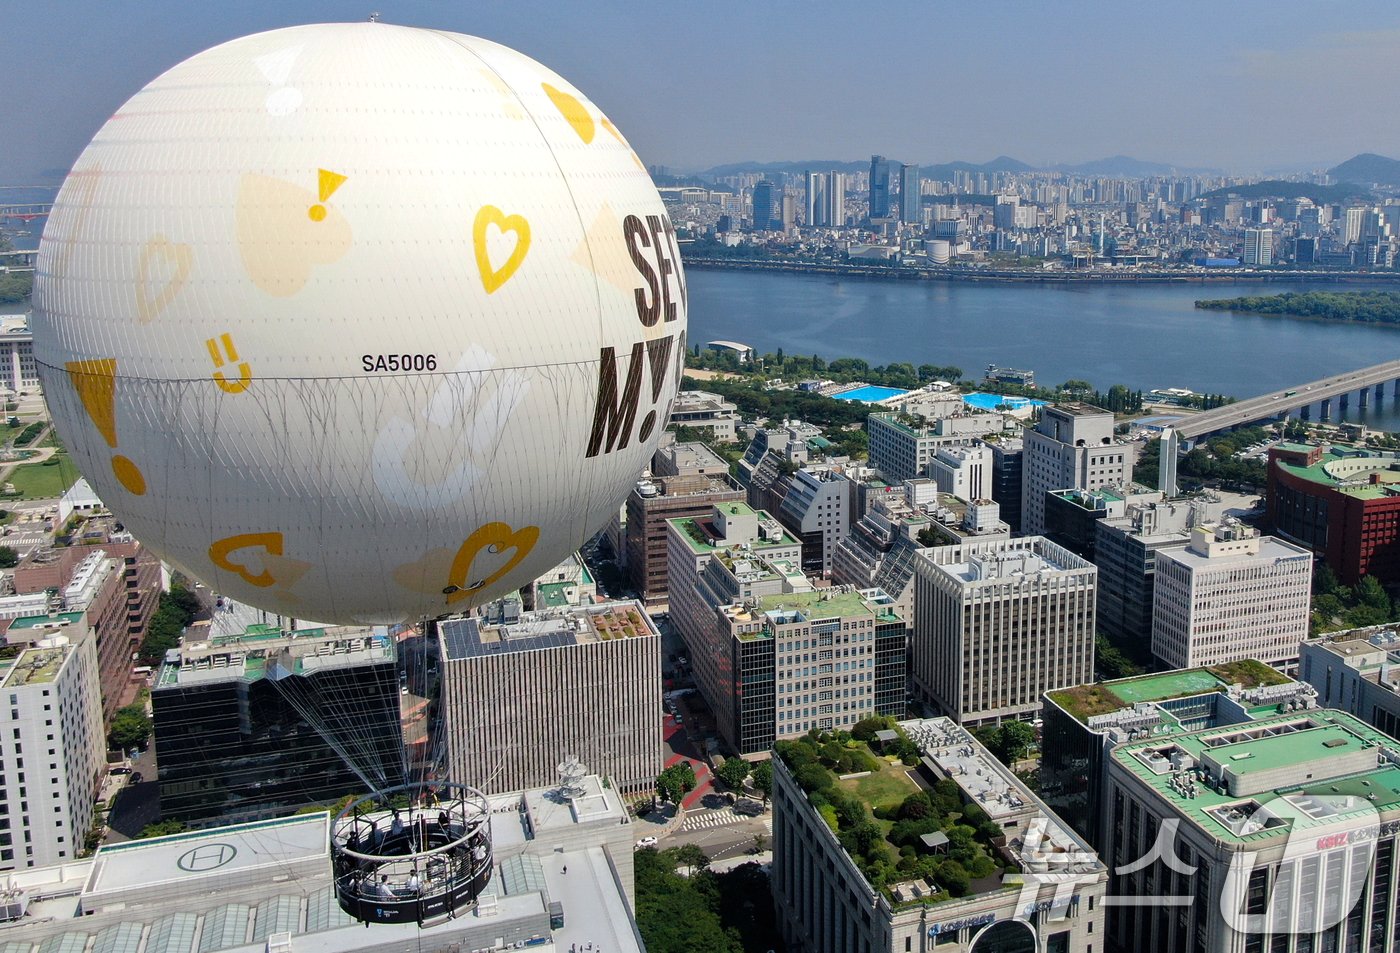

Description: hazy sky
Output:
[5,0,1400,183]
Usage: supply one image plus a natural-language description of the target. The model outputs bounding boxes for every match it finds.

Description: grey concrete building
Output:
[1299,625,1400,739]
[440,600,662,796]
[913,537,1097,725]
[1021,402,1131,536]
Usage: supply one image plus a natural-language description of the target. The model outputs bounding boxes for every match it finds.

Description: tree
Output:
[656,762,698,804]
[750,760,773,803]
[137,819,186,839]
[995,720,1036,766]
[1061,379,1092,394]
[109,703,152,750]
[0,545,17,569]
[671,843,711,877]
[716,757,750,792]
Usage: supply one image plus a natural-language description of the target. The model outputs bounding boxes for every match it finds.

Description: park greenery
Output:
[0,545,16,569]
[137,581,201,666]
[776,726,1007,899]
[0,272,31,305]
[1311,564,1400,634]
[109,702,153,750]
[1135,426,1271,490]
[635,848,782,953]
[1196,291,1400,326]
[969,721,1036,768]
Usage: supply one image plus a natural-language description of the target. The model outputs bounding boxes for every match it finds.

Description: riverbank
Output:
[682,255,1400,285]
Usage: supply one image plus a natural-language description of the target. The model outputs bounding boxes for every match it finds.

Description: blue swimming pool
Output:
[834,385,910,403]
[963,392,1049,411]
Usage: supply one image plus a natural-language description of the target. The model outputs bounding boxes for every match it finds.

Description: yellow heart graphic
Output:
[542,82,595,144]
[136,235,192,323]
[473,206,531,294]
[445,522,539,604]
[209,532,285,588]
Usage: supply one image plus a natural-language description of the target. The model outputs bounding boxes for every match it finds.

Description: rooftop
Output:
[156,625,394,688]
[0,641,72,687]
[9,611,85,631]
[1047,659,1292,724]
[1110,709,1400,844]
[442,601,658,661]
[1049,401,1113,418]
[758,587,877,623]
[1272,444,1400,500]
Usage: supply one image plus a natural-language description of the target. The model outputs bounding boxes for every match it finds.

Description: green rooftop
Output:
[1048,659,1290,723]
[9,611,85,631]
[537,581,574,609]
[1273,444,1400,500]
[1111,710,1400,845]
[1,644,69,686]
[758,588,875,622]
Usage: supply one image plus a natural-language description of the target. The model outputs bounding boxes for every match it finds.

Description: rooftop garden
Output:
[776,717,1011,903]
[1048,659,1293,723]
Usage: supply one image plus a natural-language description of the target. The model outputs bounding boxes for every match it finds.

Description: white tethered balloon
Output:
[32,22,687,624]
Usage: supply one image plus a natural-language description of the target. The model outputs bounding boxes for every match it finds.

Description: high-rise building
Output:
[1345,205,1367,245]
[825,171,846,227]
[439,600,661,795]
[926,443,993,501]
[0,315,38,392]
[751,179,779,231]
[804,171,826,226]
[1105,709,1400,953]
[913,537,1097,725]
[152,623,406,826]
[989,437,1024,534]
[777,467,854,576]
[1094,495,1220,660]
[0,616,104,870]
[1267,442,1400,586]
[868,155,893,219]
[14,540,162,724]
[772,717,1107,953]
[1021,402,1130,536]
[1150,521,1312,671]
[1243,227,1273,265]
[1040,660,1313,850]
[665,390,740,443]
[898,162,921,223]
[624,442,743,605]
[867,411,1005,485]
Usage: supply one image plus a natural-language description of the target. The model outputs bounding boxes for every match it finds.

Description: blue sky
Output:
[4,0,1400,182]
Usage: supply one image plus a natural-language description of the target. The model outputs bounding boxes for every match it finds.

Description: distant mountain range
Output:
[1198,181,1373,204]
[698,154,1219,179]
[1328,153,1400,188]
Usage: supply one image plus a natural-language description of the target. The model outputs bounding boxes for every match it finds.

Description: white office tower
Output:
[1243,227,1274,265]
[1150,520,1313,671]
[914,537,1097,724]
[927,443,993,501]
[825,172,846,228]
[0,620,104,870]
[805,171,826,227]
[1021,402,1129,536]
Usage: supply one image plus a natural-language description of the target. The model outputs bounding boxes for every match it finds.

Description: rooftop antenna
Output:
[368,11,381,22]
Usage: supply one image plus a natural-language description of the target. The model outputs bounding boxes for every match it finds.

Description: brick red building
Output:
[1266,442,1400,585]
[13,541,162,723]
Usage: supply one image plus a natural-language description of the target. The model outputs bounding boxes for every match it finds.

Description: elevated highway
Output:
[1172,359,1400,442]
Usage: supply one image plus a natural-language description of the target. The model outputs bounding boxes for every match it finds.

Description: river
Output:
[686,267,1400,428]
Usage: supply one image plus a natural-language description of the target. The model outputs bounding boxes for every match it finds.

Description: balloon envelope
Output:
[32,23,687,624]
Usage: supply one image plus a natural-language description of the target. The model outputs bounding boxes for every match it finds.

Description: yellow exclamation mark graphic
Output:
[64,359,147,496]
[308,168,346,222]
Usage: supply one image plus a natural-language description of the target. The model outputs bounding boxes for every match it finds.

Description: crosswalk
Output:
[679,809,770,833]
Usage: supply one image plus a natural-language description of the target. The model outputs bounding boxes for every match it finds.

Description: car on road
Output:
[635,836,658,849]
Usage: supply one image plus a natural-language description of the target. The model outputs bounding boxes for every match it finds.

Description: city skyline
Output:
[6,0,1400,183]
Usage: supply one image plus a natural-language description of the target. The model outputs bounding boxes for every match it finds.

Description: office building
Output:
[869,155,893,219]
[1299,625,1400,739]
[624,442,743,605]
[4,775,646,953]
[1267,441,1400,585]
[13,540,162,724]
[899,162,921,223]
[989,437,1024,533]
[524,551,596,611]
[805,171,826,226]
[867,412,1006,485]
[1021,402,1130,536]
[752,179,780,231]
[1243,226,1273,265]
[772,717,1106,953]
[1043,484,1160,562]
[831,491,933,621]
[0,618,104,870]
[737,420,823,513]
[1094,495,1220,657]
[440,600,661,795]
[777,466,854,576]
[667,389,740,443]
[1151,520,1312,671]
[1105,709,1400,953]
[913,537,1097,725]
[926,443,992,501]
[0,316,37,393]
[1040,661,1313,849]
[152,623,406,826]
[825,171,846,228]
